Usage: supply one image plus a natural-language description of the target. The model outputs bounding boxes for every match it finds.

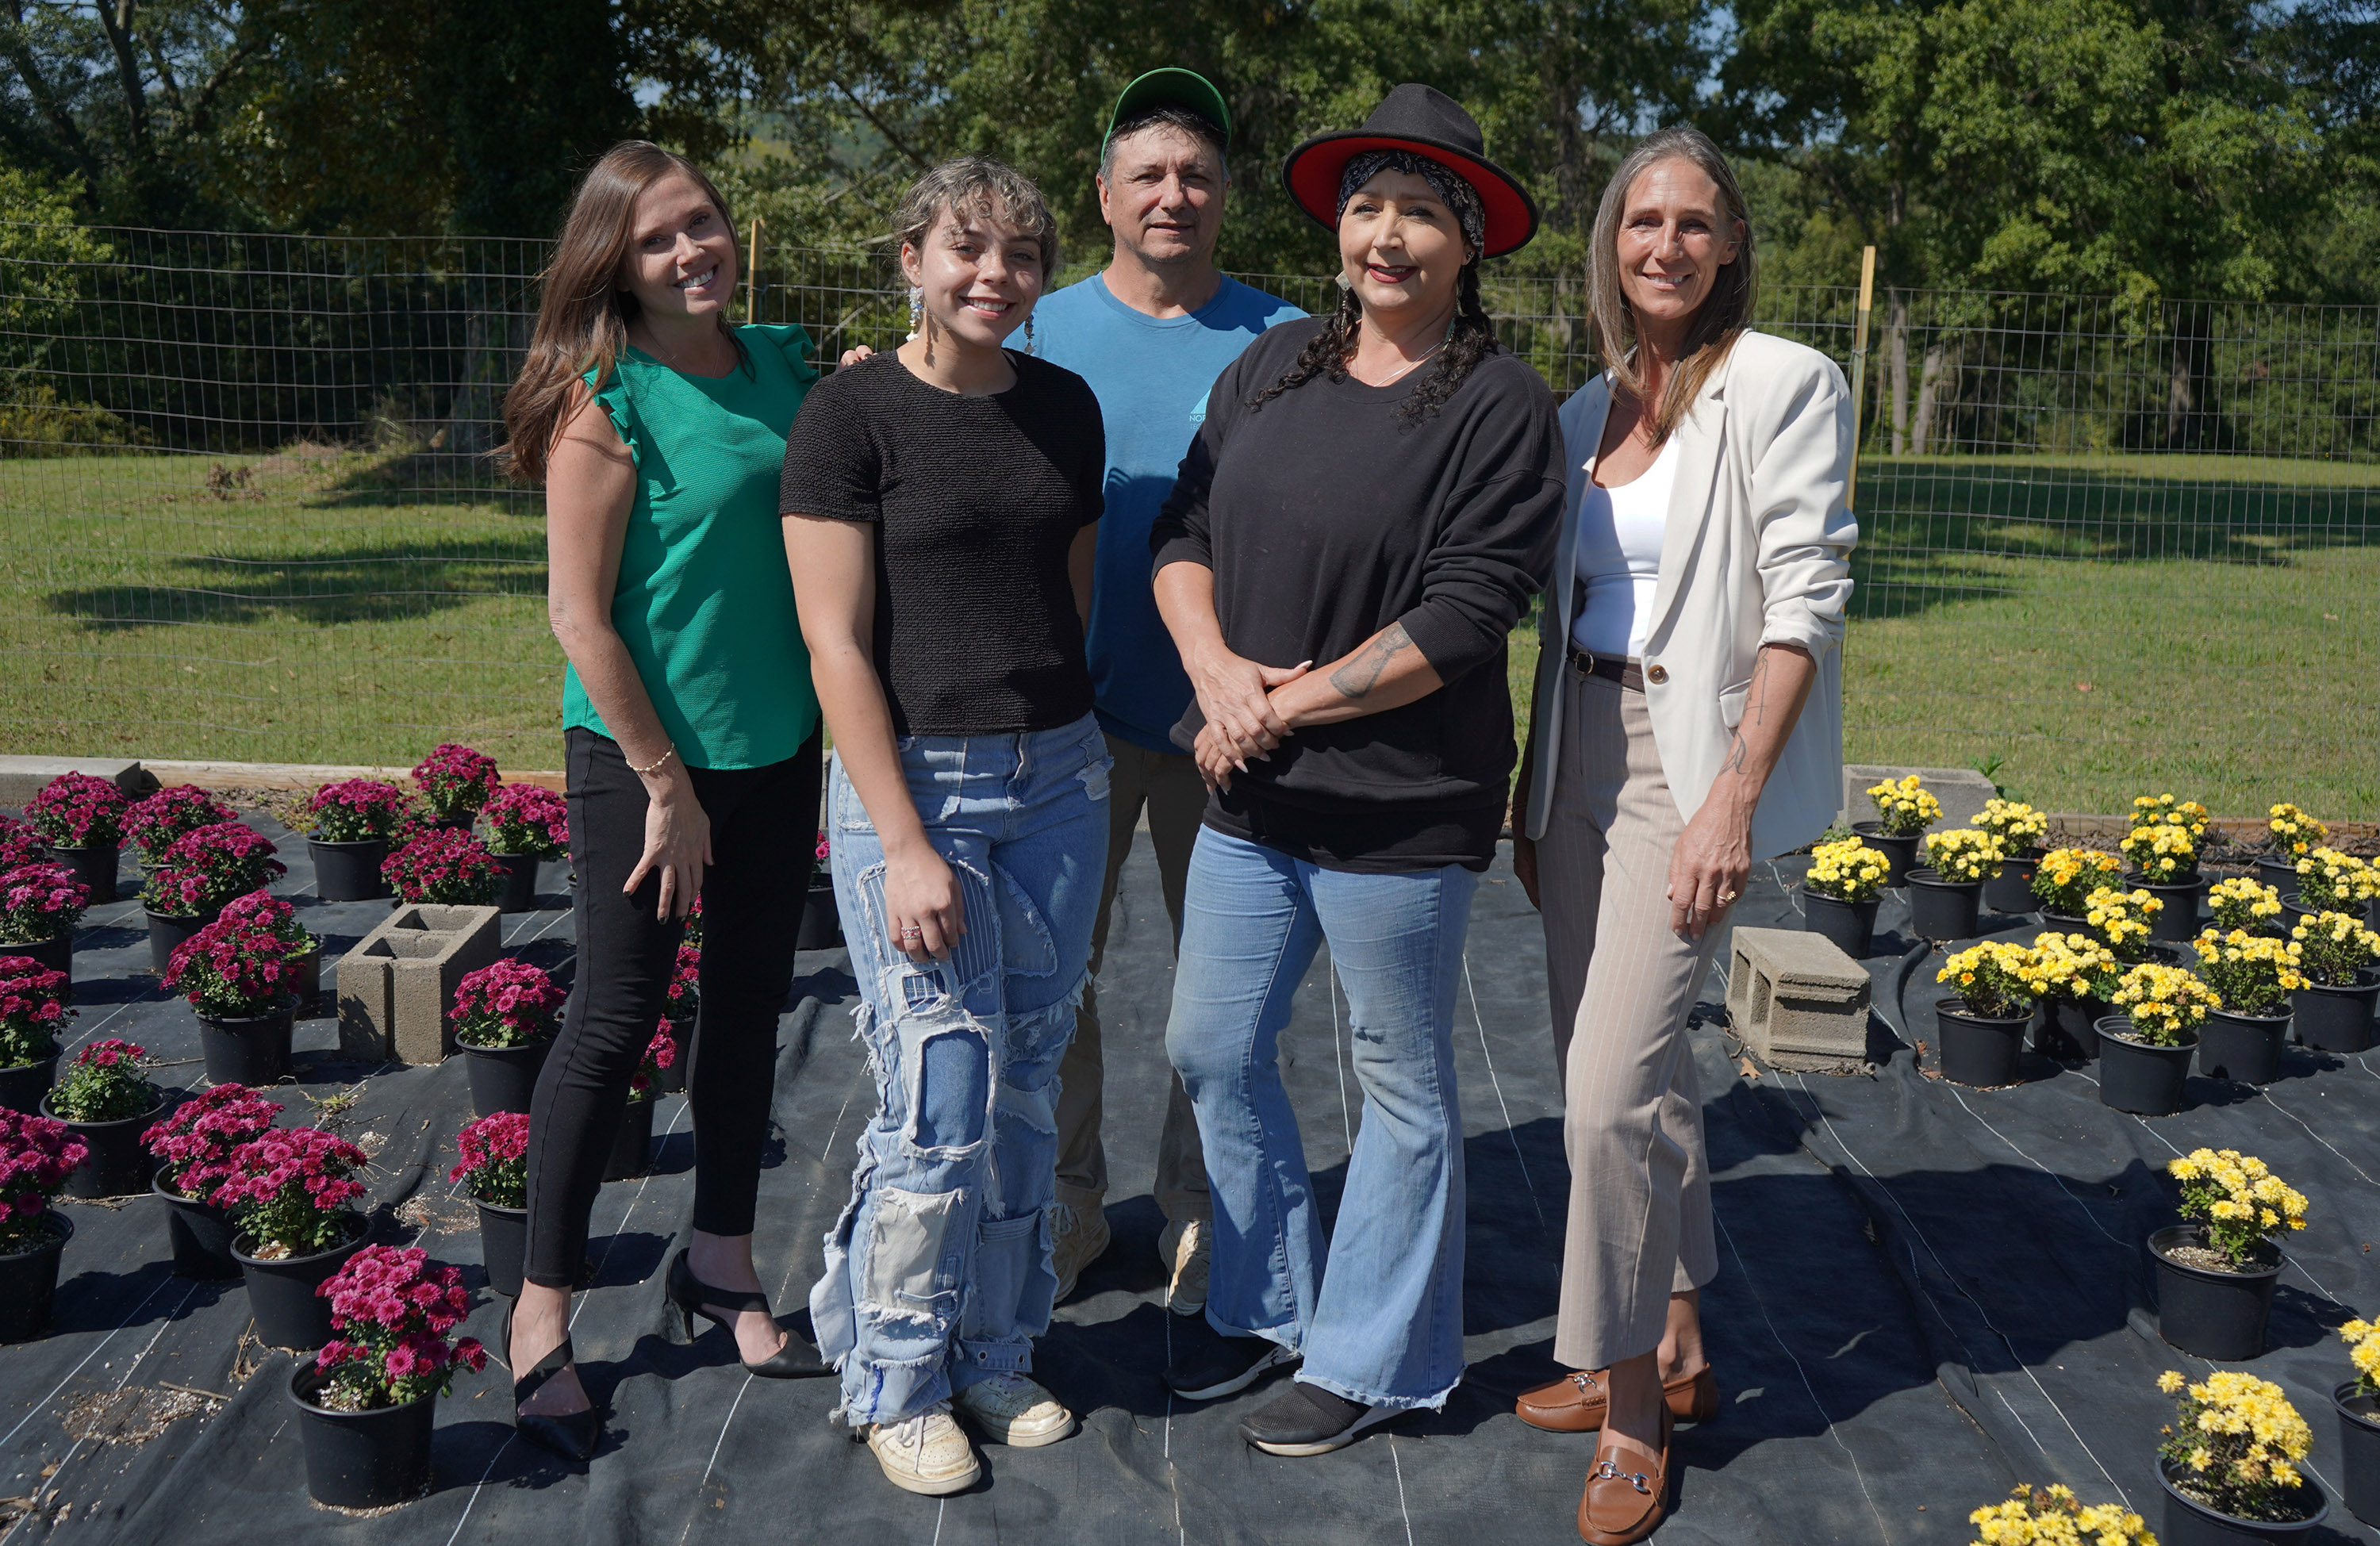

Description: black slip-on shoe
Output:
[1239,1382,1399,1456]
[1161,1321,1299,1402]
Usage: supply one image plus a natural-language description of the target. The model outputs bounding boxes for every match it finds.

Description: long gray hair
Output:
[1587,126,1756,447]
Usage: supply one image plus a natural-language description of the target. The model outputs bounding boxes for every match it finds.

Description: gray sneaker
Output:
[1050,1194,1111,1302]
[1157,1217,1211,1317]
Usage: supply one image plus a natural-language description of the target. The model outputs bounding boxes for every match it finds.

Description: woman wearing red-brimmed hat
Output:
[1149,83,1564,1457]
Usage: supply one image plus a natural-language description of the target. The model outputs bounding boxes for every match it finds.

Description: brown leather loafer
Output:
[1576,1403,1674,1545]
[1518,1367,1718,1433]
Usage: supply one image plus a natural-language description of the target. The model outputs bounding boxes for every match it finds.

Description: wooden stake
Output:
[1847,244,1876,512]
[747,217,765,324]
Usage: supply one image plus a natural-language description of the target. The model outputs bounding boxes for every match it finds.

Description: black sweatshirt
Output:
[1150,320,1564,872]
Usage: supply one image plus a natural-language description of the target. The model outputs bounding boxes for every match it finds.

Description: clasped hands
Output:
[1188,646,1312,791]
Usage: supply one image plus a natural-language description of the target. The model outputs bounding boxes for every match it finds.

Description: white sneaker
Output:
[862,1403,981,1494]
[1050,1195,1110,1302]
[951,1371,1077,1448]
[1158,1218,1211,1318]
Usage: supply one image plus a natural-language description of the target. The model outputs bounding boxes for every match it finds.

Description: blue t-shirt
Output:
[1031,273,1304,752]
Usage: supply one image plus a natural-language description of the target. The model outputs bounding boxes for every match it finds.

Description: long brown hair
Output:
[1587,126,1757,447]
[501,141,740,485]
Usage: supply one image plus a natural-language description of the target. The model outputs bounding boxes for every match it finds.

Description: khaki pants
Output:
[1055,732,1211,1224]
[1538,667,1722,1371]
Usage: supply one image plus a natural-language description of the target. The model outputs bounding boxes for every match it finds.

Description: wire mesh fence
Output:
[1,225,2373,817]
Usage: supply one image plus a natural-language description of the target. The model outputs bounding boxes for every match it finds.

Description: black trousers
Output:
[522,726,823,1289]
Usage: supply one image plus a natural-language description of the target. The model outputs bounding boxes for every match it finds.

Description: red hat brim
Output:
[1281,132,1539,259]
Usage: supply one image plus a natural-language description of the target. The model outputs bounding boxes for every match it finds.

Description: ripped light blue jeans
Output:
[809,715,1111,1427]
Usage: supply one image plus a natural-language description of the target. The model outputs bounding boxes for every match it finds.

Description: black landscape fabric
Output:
[2,811,2377,1545]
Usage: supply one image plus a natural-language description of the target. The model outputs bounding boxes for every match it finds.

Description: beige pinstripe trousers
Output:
[1538,666,1723,1371]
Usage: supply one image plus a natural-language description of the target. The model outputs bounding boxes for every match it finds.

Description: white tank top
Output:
[1568,434,1679,660]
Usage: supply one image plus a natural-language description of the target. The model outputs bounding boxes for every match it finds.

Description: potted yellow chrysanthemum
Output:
[2189,930,2307,1086]
[2155,1369,2324,1540]
[2122,793,2211,943]
[1968,1484,2152,1546]
[2208,877,2285,937]
[1800,835,1890,959]
[2290,847,2378,931]
[2259,803,2328,893]
[2030,932,2121,1059]
[2152,1148,2306,1360]
[2097,962,2219,1116]
[2085,885,2164,964]
[2030,847,2124,934]
[1909,829,2003,942]
[2336,1318,2379,1527]
[1933,941,2043,1087]
[2289,910,2380,1055]
[1974,799,2049,917]
[1853,775,1939,886]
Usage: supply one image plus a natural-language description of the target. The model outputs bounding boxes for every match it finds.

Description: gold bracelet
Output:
[628,744,678,777]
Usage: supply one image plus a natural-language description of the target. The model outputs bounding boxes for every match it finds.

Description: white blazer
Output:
[1522,329,1857,861]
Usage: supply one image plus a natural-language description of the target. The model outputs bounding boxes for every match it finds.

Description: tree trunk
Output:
[445,311,529,458]
[1886,293,1910,456]
[2164,305,2215,450]
[1911,334,1960,456]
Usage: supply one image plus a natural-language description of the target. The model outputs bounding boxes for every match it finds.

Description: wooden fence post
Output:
[1848,244,1875,512]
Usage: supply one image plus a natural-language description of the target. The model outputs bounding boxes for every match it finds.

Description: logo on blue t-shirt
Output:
[1189,389,1210,427]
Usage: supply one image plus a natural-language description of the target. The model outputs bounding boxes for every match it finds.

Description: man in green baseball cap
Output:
[1031,68,1303,1322]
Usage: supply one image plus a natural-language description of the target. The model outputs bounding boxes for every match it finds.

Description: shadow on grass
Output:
[42,531,545,631]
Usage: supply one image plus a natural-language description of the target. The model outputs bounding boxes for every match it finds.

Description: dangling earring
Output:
[1024,311,1036,352]
[906,286,923,340]
[1335,271,1353,291]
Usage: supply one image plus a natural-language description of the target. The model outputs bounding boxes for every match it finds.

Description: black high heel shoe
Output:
[505,1305,601,1461]
[666,1249,831,1379]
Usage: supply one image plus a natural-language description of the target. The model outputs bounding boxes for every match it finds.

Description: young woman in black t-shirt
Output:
[778,155,1110,1498]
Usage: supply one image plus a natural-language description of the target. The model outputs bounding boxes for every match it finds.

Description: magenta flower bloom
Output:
[0,1108,88,1250]
[140,822,284,919]
[479,785,568,859]
[382,827,503,906]
[410,744,501,821]
[0,862,90,945]
[312,1244,487,1409]
[25,772,129,849]
[123,786,238,865]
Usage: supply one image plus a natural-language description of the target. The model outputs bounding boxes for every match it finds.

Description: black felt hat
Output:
[1279,83,1539,259]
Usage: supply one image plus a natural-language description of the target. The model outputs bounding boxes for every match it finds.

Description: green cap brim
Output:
[1104,67,1230,153]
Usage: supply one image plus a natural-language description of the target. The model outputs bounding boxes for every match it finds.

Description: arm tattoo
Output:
[1329,623,1415,700]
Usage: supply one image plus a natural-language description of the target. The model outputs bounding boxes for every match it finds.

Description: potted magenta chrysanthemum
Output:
[451,958,564,1116]
[163,909,308,1087]
[215,1122,371,1348]
[216,891,324,1016]
[140,820,284,972]
[655,943,698,1093]
[382,827,502,907]
[25,771,128,904]
[0,861,86,991]
[797,829,842,949]
[449,1111,529,1296]
[291,1244,486,1508]
[0,1107,86,1342]
[478,785,566,912]
[411,743,501,831]
[2288,909,2380,1054]
[122,785,236,876]
[41,1037,163,1196]
[2155,1368,2324,1540]
[142,1083,282,1279]
[0,815,42,871]
[0,957,73,1116]
[606,1024,674,1181]
[2151,1147,2305,1362]
[302,779,411,901]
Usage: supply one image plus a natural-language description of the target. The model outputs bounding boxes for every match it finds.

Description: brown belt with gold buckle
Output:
[1565,644,1645,691]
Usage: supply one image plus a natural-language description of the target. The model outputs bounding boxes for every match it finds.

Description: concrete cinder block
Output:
[1839,764,1998,835]
[0,756,157,808]
[1727,926,1873,1072]
[336,903,501,1065]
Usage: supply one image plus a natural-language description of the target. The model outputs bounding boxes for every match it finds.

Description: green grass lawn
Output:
[3,447,2374,819]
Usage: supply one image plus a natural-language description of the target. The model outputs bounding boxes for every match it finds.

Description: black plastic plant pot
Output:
[45,844,117,905]
[290,1364,437,1510]
[2036,910,2090,938]
[603,1094,655,1181]
[42,1093,164,1197]
[309,838,389,902]
[655,1022,687,1094]
[493,853,541,913]
[145,905,220,976]
[1983,848,2042,915]
[2150,1224,2279,1361]
[433,814,476,834]
[2293,972,2379,1054]
[153,1172,241,1280]
[296,948,321,1019]
[2036,997,2105,1059]
[2127,871,2206,942]
[461,1035,551,1118]
[234,1218,370,1349]
[795,881,843,951]
[1849,823,1920,887]
[2251,854,2299,896]
[0,930,71,998]
[2093,1019,2194,1116]
[0,1211,71,1343]
[2159,1457,2326,1544]
[477,1197,526,1299]
[0,1054,57,1115]
[1800,892,1877,959]
[2336,1383,2380,1527]
[1906,869,1983,942]
[198,1005,294,1087]
[1935,1006,2029,1087]
[2196,1007,2290,1085]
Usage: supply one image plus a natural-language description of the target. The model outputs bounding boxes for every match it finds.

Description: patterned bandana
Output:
[1335,149,1485,255]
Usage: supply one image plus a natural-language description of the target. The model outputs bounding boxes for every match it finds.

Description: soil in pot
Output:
[45,845,117,905]
[198,1003,295,1086]
[309,838,388,902]
[1849,823,1921,887]
[235,1216,370,1349]
[1801,892,1878,959]
[2336,1383,2380,1527]
[144,905,219,976]
[603,1094,655,1181]
[1907,869,1983,942]
[2159,1457,2327,1544]
[1983,849,2042,915]
[42,1093,164,1196]
[2128,870,2206,942]
[0,1053,57,1114]
[2294,971,2378,1055]
[1936,1006,2029,1087]
[0,931,71,998]
[2094,1019,2195,1116]
[0,1210,71,1342]
[289,1364,437,1509]
[2196,1006,2290,1085]
[477,1197,526,1298]
[153,1172,240,1279]
[2150,1224,2279,1361]
[794,881,843,951]
[460,1034,551,1118]
[493,853,541,912]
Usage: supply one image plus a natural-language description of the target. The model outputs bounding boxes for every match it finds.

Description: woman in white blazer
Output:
[1506,126,1855,1545]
